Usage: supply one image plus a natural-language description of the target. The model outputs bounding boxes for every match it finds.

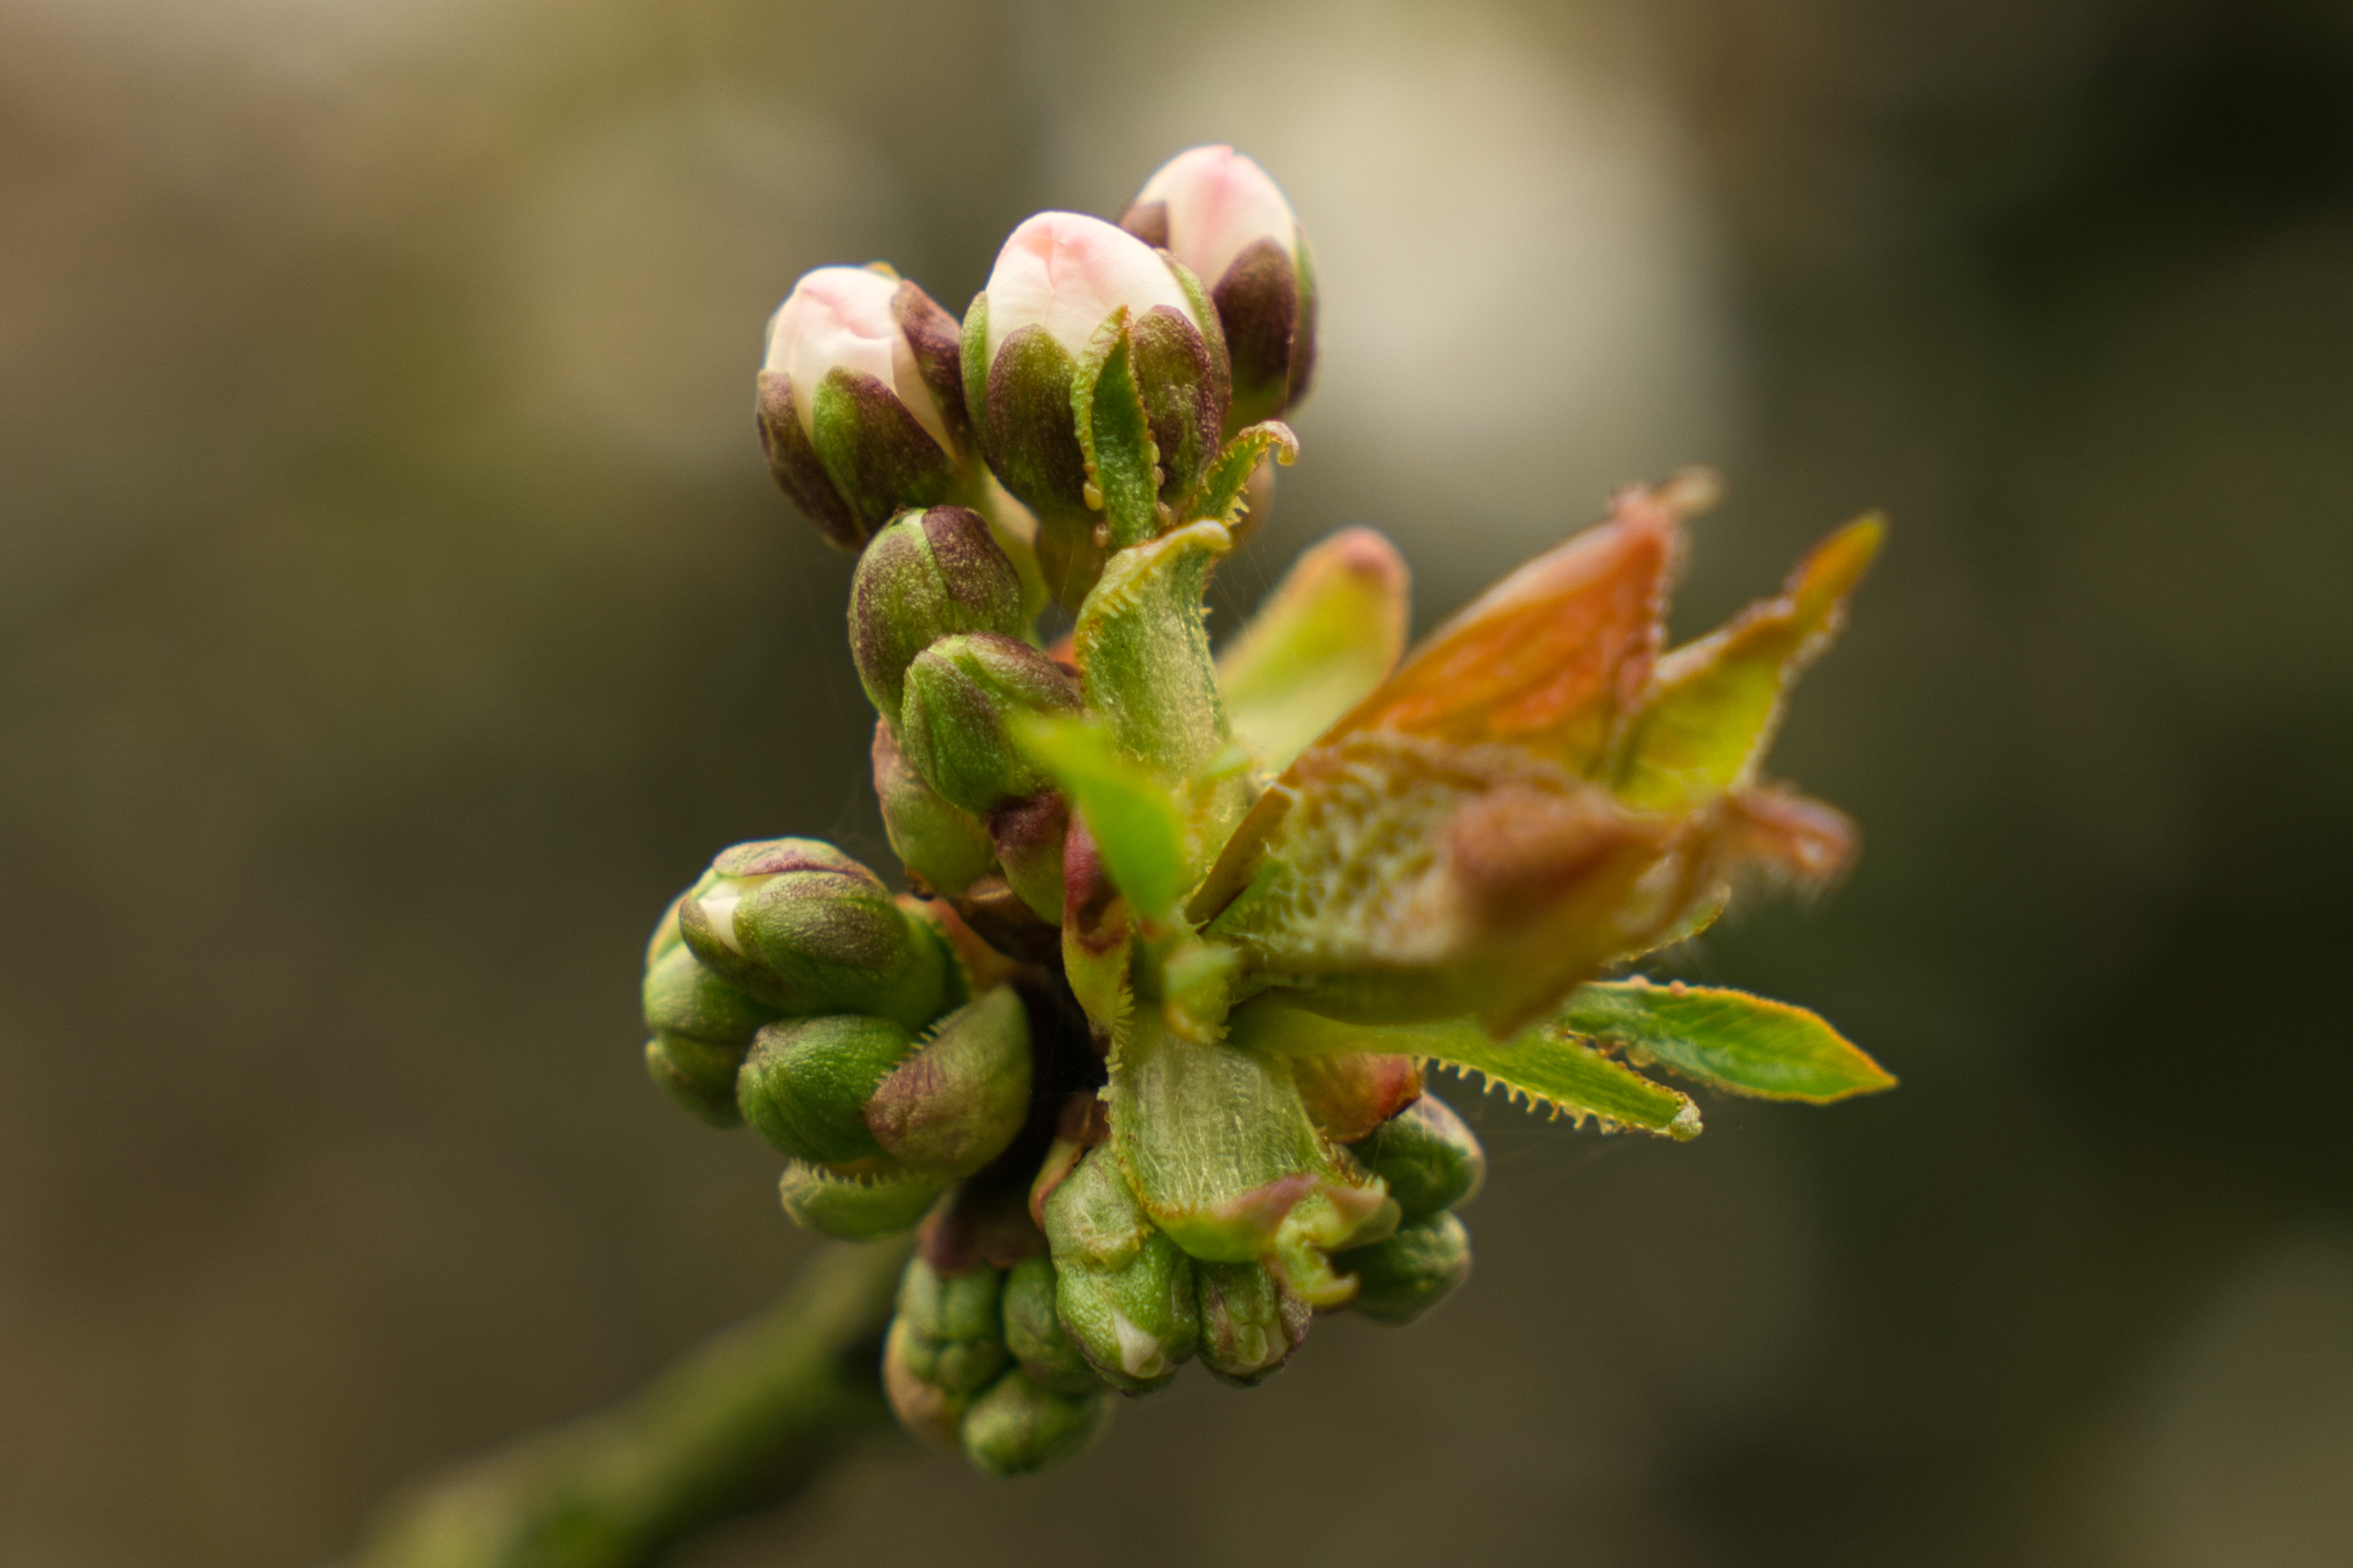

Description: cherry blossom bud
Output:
[898,633,1083,817]
[1194,1260,1312,1386]
[756,265,973,550]
[1349,1094,1487,1216]
[963,213,1229,603]
[674,839,954,1030]
[1042,1148,1199,1394]
[737,1013,918,1166]
[961,1369,1111,1478]
[1335,1211,1472,1326]
[850,507,1029,724]
[1121,146,1316,431]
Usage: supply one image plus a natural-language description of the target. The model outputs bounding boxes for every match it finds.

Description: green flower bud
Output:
[1349,1094,1486,1216]
[1292,1051,1423,1144]
[894,1255,1008,1396]
[1042,1148,1199,1394]
[1000,1255,1100,1397]
[872,721,998,898]
[1194,1260,1311,1387]
[643,938,779,1049]
[883,1315,968,1448]
[756,266,974,550]
[850,507,1027,722]
[986,790,1069,928]
[738,1013,917,1165]
[898,633,1081,816]
[643,1036,740,1128]
[675,839,951,1029]
[776,1158,945,1240]
[1335,1210,1472,1326]
[960,1369,1111,1478]
[864,985,1033,1179]
[1120,145,1317,432]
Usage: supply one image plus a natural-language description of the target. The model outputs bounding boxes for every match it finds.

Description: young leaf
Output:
[1217,526,1410,773]
[1014,713,1189,920]
[1317,481,1688,772]
[1614,516,1883,812]
[1559,979,1894,1103]
[1225,998,1702,1141]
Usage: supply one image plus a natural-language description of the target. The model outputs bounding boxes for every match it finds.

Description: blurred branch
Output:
[342,1237,914,1568]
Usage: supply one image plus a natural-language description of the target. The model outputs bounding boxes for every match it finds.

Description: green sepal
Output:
[864,985,1035,1178]
[960,1369,1111,1478]
[1072,308,1164,551]
[1334,1210,1471,1326]
[642,939,779,1050]
[1215,524,1409,774]
[1225,997,1703,1141]
[1559,979,1894,1103]
[1106,1010,1395,1305]
[776,1158,946,1240]
[1177,420,1297,531]
[898,632,1083,816]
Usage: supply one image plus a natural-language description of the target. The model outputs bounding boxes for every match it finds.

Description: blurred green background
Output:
[4,0,2350,1564]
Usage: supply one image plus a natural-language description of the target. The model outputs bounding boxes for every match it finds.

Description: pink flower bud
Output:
[980,213,1204,364]
[1121,146,1316,427]
[756,265,971,549]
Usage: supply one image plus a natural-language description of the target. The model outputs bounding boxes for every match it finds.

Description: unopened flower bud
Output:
[961,1369,1111,1478]
[850,507,1028,722]
[675,839,951,1029]
[864,985,1034,1179]
[1121,146,1315,432]
[999,1255,1100,1397]
[1335,1210,1472,1326]
[898,633,1081,817]
[965,213,1229,601]
[738,1013,918,1165]
[872,720,998,897]
[756,265,973,549]
[894,1256,1009,1396]
[777,1158,945,1240]
[1042,1148,1199,1394]
[1349,1094,1486,1216]
[1194,1260,1312,1387]
[643,1036,741,1128]
[884,1316,969,1448]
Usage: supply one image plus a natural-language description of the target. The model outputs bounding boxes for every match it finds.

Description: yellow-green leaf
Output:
[1559,979,1894,1103]
[1217,526,1410,774]
[1615,516,1882,812]
[1015,713,1189,920]
[1225,997,1701,1140]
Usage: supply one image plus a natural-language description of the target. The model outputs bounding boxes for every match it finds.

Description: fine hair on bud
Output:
[738,1013,919,1165]
[850,506,1027,722]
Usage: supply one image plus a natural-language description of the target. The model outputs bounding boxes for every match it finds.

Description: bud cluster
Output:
[641,144,1889,1480]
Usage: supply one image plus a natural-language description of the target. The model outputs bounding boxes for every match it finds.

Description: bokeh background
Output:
[5,0,2351,1564]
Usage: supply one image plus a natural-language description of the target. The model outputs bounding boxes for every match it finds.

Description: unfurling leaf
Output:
[1015,714,1189,920]
[1217,526,1410,773]
[1615,516,1883,812]
[1559,979,1893,1103]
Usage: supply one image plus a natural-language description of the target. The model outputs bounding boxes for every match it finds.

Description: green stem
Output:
[341,1236,914,1568]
